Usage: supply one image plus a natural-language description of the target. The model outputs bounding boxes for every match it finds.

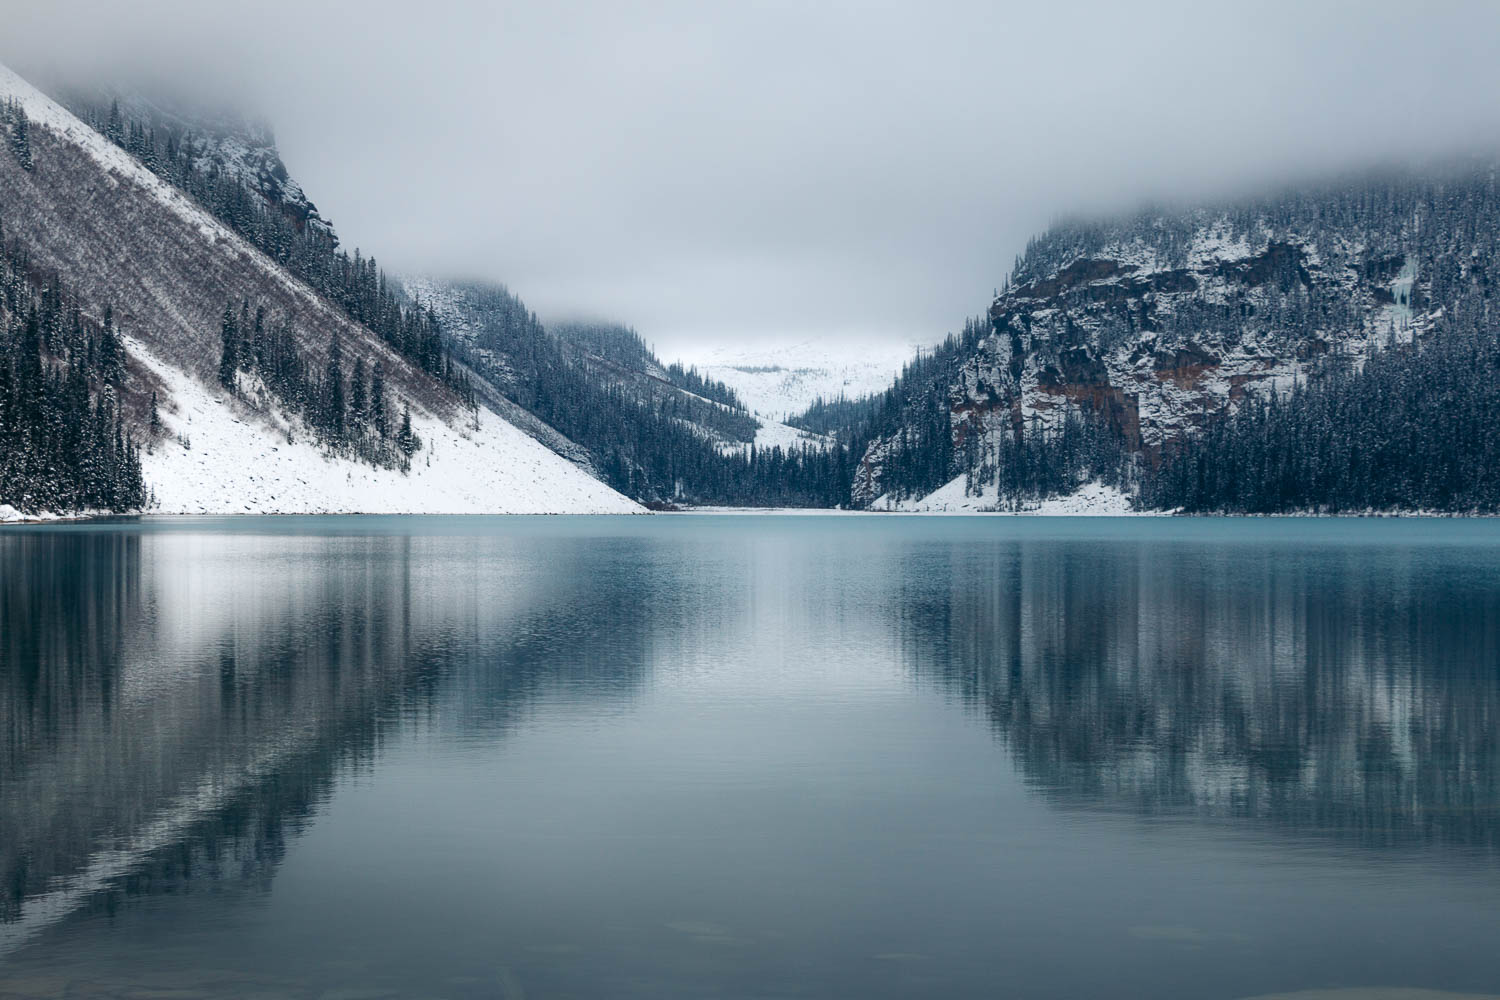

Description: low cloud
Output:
[5,0,1499,357]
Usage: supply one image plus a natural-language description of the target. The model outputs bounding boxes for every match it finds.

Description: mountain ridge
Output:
[0,62,640,515]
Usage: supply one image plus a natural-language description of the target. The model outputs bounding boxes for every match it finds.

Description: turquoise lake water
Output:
[1,515,1497,998]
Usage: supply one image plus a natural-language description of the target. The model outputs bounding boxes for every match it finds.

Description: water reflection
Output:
[0,525,664,955]
[2,518,1498,1000]
[901,536,1500,854]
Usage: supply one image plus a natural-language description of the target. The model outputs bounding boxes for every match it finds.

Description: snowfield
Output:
[133,340,642,515]
[751,417,832,452]
[711,415,833,456]
[672,340,926,420]
[873,477,1145,515]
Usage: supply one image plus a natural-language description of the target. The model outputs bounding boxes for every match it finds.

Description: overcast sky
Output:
[5,0,1500,358]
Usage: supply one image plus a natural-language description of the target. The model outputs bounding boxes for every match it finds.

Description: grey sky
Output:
[4,0,1500,357]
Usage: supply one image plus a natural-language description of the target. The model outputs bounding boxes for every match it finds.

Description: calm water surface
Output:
[0,515,1497,999]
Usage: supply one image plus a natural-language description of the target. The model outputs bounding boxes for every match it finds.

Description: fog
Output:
[4,0,1499,357]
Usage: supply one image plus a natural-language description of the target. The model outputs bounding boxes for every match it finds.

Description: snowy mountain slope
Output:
[131,338,638,514]
[672,340,925,420]
[14,65,334,238]
[0,63,638,514]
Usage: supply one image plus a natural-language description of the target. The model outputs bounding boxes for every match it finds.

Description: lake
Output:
[1,515,1497,999]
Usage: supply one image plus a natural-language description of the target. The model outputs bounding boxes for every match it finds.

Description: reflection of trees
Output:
[0,528,659,948]
[901,539,1500,854]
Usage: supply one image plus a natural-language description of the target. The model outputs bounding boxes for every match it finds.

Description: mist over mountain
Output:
[6,1,1500,355]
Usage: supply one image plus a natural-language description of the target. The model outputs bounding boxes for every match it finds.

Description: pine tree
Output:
[371,362,387,437]
[106,99,124,147]
[7,102,32,172]
[218,304,239,390]
[325,334,345,439]
[350,356,367,431]
[397,404,415,457]
[98,305,124,384]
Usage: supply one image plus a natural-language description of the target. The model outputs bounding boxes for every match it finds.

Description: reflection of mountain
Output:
[900,537,1500,855]
[0,525,661,953]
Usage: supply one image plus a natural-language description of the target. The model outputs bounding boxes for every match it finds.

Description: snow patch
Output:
[875,477,1144,515]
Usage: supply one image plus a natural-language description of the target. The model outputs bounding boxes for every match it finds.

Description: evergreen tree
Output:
[106,99,124,146]
[325,334,345,438]
[350,356,368,431]
[6,101,32,172]
[98,305,124,384]
[59,94,464,398]
[397,404,415,457]
[371,363,388,438]
[217,304,239,390]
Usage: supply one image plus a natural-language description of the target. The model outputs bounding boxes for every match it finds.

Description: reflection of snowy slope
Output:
[674,340,927,420]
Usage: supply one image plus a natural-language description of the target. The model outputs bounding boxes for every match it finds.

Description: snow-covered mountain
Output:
[0,62,639,515]
[671,340,924,421]
[34,74,336,238]
[401,275,836,501]
[849,168,1499,510]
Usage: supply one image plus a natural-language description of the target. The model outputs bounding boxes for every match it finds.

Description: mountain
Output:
[844,163,1500,513]
[0,63,639,515]
[403,276,843,506]
[10,54,1493,518]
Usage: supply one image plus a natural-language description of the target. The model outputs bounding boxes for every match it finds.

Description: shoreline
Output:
[6,507,1500,525]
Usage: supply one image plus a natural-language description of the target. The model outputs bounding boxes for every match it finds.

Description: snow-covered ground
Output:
[132,340,642,515]
[873,477,1145,515]
[675,479,1147,515]
[672,340,926,420]
[710,415,832,456]
[751,417,831,452]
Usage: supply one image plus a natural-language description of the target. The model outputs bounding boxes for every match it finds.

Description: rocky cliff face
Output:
[170,111,332,236]
[853,191,1446,507]
[51,83,335,237]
